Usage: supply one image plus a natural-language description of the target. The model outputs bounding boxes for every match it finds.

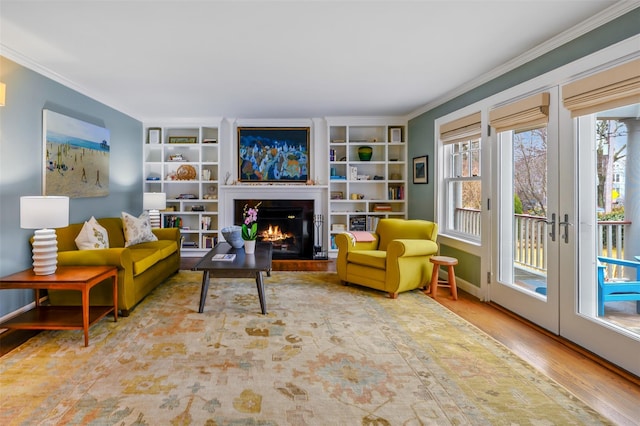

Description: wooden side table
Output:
[0,265,118,347]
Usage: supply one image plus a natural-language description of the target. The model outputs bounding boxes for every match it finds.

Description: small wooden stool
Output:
[426,256,458,300]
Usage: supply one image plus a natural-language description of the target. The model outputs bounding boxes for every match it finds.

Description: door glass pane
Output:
[500,127,549,297]
[578,104,639,337]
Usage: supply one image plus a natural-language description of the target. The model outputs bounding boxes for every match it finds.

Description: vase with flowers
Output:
[241,202,261,254]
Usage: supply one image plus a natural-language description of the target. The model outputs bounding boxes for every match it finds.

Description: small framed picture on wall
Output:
[413,155,428,184]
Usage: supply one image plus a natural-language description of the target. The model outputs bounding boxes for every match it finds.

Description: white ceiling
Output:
[0,0,632,122]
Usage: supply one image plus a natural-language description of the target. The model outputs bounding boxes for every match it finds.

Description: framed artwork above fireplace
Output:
[238,127,310,183]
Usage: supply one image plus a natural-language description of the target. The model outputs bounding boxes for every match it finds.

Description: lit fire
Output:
[260,225,293,242]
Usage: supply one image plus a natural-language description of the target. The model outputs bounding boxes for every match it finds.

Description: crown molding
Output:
[0,44,140,121]
[407,1,639,120]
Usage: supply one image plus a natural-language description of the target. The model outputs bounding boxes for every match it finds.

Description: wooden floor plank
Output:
[431,287,640,426]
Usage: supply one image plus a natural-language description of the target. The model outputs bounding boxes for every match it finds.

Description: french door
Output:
[490,87,565,333]
[560,106,640,375]
[490,87,639,375]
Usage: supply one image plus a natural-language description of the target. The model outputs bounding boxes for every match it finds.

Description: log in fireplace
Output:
[234,199,314,259]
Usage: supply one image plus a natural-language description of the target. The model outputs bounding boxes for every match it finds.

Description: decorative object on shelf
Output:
[330,191,344,200]
[143,192,166,228]
[176,193,197,199]
[413,155,428,184]
[349,166,358,181]
[331,223,347,232]
[202,169,211,181]
[200,216,211,230]
[191,205,205,212]
[358,146,373,161]
[147,127,161,144]
[202,185,217,199]
[168,154,185,161]
[220,225,244,248]
[389,127,403,143]
[20,196,70,275]
[168,136,197,144]
[176,164,196,180]
[241,202,262,241]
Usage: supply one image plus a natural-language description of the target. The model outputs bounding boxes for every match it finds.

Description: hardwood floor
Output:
[2,259,638,424]
[432,287,640,426]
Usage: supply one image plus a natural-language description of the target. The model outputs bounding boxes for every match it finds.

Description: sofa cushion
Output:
[129,240,178,276]
[129,248,163,276]
[347,250,387,270]
[122,211,158,247]
[134,240,178,260]
[74,216,109,250]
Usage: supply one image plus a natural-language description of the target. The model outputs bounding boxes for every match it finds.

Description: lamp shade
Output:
[143,192,167,210]
[20,196,69,229]
[0,82,5,107]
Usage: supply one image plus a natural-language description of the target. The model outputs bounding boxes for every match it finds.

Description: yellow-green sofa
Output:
[48,217,180,316]
[335,218,438,298]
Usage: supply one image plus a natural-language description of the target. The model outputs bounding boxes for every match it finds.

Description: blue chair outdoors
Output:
[597,256,640,316]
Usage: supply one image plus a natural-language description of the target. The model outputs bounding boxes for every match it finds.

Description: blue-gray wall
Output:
[0,57,142,317]
[407,9,640,287]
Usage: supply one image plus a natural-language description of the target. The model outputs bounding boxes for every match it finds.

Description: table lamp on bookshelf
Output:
[20,196,69,275]
[143,192,166,228]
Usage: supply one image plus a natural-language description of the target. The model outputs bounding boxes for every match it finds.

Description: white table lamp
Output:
[143,192,166,228]
[20,196,70,275]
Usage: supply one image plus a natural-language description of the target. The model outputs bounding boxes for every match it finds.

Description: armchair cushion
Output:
[336,218,438,298]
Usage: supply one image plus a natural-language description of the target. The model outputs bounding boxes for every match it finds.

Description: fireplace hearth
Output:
[234,199,314,259]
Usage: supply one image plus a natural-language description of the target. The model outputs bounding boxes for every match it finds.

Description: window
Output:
[439,112,482,241]
[445,140,482,239]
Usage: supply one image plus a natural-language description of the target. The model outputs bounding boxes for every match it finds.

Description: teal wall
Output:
[0,57,142,317]
[407,8,640,287]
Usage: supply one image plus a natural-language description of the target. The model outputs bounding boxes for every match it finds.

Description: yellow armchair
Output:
[335,218,438,298]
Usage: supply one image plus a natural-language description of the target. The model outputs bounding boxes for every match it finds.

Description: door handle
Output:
[537,213,556,242]
[559,214,573,244]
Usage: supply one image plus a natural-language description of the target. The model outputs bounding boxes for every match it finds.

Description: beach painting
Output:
[43,109,110,198]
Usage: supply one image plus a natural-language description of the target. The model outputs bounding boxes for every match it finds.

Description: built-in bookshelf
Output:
[143,124,220,254]
[327,120,407,254]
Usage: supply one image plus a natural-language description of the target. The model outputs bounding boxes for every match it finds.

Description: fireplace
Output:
[234,199,314,259]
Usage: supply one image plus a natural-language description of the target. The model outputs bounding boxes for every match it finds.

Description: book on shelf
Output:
[202,235,218,249]
[212,253,236,261]
[331,223,347,232]
[349,216,367,231]
[366,216,380,232]
[373,203,392,211]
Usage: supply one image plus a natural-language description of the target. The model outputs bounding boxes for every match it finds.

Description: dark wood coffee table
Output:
[193,242,272,314]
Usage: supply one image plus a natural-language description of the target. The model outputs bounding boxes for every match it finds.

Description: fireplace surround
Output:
[234,199,314,259]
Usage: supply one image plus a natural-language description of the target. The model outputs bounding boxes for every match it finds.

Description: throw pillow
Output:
[75,216,109,250]
[122,211,158,247]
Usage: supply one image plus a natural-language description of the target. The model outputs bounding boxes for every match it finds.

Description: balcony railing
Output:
[454,208,631,277]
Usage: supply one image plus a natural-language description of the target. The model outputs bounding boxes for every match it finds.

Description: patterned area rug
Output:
[1,271,610,425]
